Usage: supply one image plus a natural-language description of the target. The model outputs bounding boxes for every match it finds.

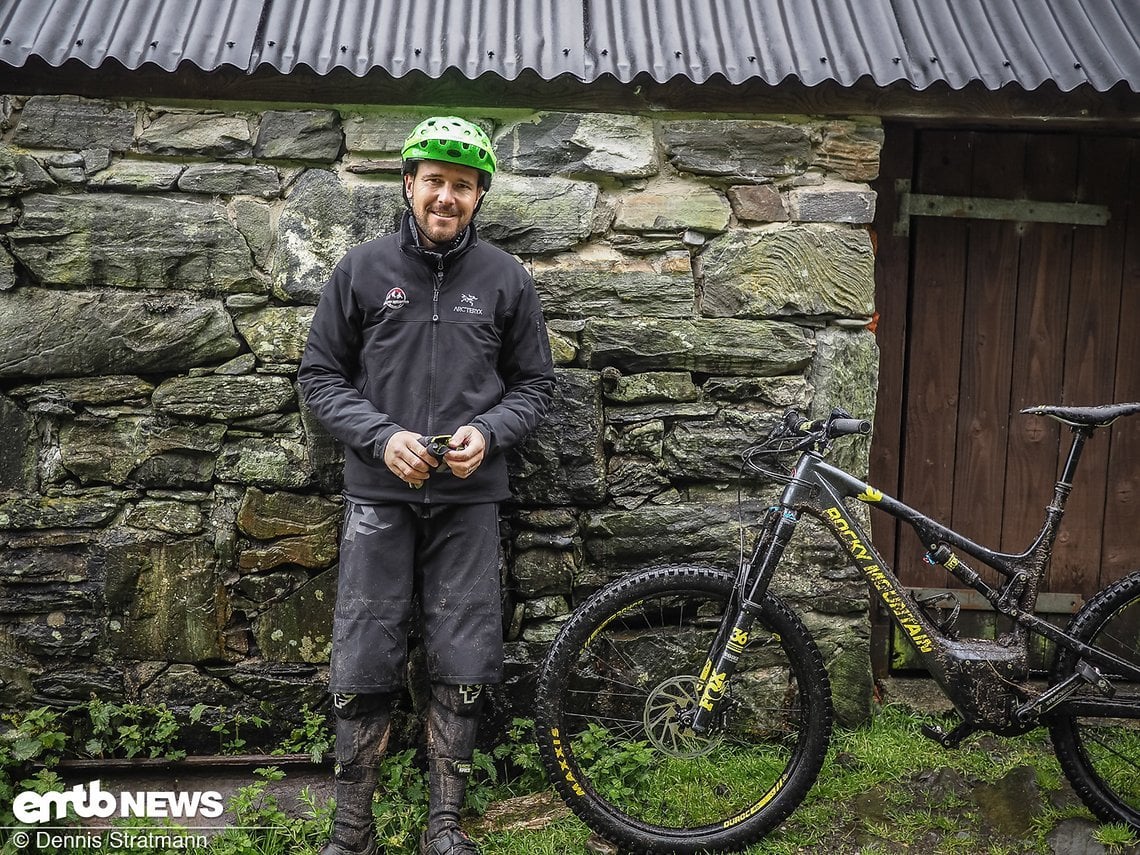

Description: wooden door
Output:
[871,129,1139,615]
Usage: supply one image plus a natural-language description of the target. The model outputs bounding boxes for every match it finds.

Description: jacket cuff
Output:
[469,421,494,455]
[372,425,403,460]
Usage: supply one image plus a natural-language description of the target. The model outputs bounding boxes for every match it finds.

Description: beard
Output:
[413,206,470,248]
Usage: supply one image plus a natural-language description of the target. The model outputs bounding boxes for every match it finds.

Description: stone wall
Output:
[0,94,881,740]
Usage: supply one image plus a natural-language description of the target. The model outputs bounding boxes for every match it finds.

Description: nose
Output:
[436,182,456,205]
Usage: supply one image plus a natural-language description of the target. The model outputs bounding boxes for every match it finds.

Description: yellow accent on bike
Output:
[858,486,884,503]
[698,670,728,712]
[723,772,790,827]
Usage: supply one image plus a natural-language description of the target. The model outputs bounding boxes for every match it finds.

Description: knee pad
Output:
[331,691,393,720]
[331,692,395,779]
[430,683,485,718]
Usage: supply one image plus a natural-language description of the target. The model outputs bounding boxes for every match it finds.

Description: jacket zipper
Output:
[425,254,445,503]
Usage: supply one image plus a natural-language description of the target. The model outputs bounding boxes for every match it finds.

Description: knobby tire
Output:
[1050,569,1140,829]
[535,565,833,854]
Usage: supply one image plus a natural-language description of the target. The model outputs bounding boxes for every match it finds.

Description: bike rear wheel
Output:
[535,565,833,854]
[1050,569,1140,829]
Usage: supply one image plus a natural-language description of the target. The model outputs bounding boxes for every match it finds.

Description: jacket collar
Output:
[400,210,478,263]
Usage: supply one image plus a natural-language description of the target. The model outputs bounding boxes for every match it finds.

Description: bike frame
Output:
[691,425,1140,737]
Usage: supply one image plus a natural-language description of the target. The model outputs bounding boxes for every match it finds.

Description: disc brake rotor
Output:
[643,675,723,758]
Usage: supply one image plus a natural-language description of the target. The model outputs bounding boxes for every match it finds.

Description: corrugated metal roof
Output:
[250,0,584,80]
[1,0,1137,92]
[0,0,263,72]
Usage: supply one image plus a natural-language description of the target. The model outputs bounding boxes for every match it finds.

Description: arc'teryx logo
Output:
[453,293,484,315]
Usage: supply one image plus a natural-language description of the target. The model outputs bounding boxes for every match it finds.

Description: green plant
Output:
[372,747,429,850]
[208,766,332,855]
[0,706,70,830]
[568,722,654,805]
[82,699,186,760]
[491,718,548,794]
[273,705,333,763]
[191,704,270,755]
[3,706,68,766]
[465,718,549,815]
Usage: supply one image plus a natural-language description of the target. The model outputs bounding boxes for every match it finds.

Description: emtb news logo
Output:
[12,780,224,823]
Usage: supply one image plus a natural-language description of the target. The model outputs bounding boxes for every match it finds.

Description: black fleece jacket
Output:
[298,212,555,504]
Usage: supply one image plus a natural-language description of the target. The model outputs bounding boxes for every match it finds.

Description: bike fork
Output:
[689,508,801,733]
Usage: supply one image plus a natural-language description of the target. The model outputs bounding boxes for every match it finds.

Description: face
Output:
[404,161,485,248]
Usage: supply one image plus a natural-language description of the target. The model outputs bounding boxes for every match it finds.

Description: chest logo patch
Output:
[383,287,409,310]
[454,293,485,315]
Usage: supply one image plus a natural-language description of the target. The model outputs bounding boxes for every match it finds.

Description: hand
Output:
[383,430,438,487]
[443,425,486,479]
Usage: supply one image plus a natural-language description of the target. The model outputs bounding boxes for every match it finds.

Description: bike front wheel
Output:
[1050,569,1140,829]
[535,565,833,854]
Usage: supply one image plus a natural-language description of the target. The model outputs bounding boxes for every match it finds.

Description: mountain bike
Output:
[534,402,1140,854]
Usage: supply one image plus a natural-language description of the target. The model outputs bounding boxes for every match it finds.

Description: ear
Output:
[403,172,415,197]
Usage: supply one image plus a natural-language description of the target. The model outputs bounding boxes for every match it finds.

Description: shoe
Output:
[319,839,379,855]
[420,827,480,854]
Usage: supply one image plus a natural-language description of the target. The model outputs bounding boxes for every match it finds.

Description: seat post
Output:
[1058,426,1094,488]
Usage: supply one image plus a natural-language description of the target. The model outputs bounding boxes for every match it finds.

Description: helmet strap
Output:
[401,162,417,209]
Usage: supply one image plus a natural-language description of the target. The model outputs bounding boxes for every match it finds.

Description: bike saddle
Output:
[1021,402,1140,427]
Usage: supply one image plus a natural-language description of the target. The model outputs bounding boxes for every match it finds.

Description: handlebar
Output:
[743,407,870,482]
[783,409,871,440]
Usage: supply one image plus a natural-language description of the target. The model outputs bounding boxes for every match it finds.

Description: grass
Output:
[2,703,1133,855]
[475,703,1118,855]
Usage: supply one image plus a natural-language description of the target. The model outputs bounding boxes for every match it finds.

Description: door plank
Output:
[952,132,1023,582]
[898,130,974,589]
[1101,138,1140,589]
[1001,136,1077,555]
[1050,136,1130,596]
[870,123,915,574]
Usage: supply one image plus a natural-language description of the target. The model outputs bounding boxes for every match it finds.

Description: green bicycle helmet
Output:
[401,116,496,190]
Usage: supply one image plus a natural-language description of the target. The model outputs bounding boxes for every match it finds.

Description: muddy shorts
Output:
[329,501,504,693]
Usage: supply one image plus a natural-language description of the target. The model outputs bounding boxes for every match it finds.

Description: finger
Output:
[449,426,481,449]
[444,437,481,462]
[404,448,430,472]
[451,459,484,479]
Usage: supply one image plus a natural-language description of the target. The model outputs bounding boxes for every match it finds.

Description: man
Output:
[298,116,555,855]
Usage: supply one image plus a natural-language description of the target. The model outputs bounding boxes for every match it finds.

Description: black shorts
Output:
[329,501,504,693]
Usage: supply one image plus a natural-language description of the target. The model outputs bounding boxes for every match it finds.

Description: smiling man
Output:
[298,117,555,855]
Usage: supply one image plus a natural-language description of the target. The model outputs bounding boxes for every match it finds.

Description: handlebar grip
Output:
[829,418,872,436]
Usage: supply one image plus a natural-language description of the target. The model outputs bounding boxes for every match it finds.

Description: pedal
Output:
[920,719,976,748]
[1077,660,1114,697]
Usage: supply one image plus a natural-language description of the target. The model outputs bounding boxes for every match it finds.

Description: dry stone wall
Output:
[0,94,881,738]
